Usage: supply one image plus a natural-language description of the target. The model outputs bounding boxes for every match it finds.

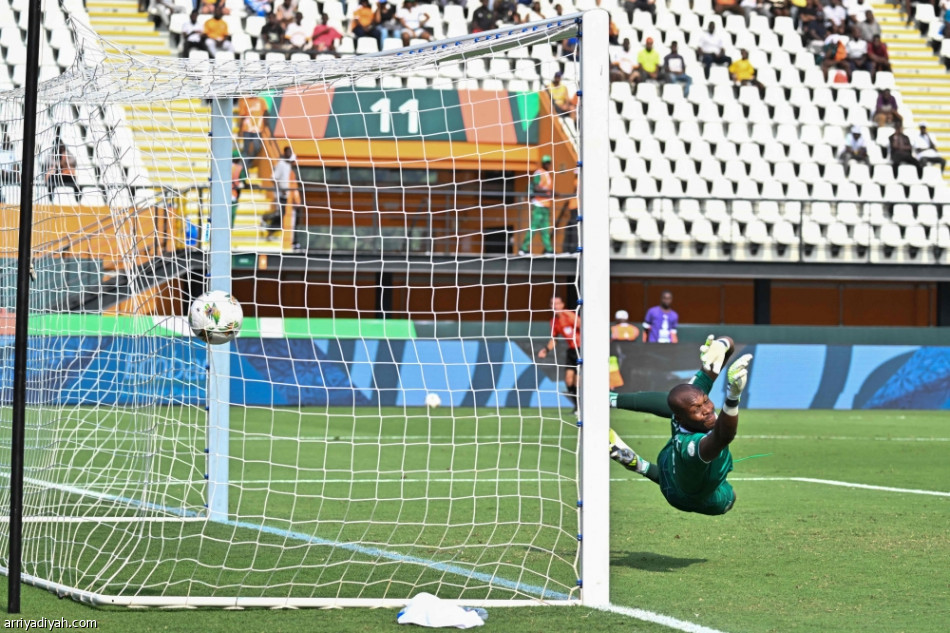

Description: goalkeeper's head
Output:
[668,384,716,432]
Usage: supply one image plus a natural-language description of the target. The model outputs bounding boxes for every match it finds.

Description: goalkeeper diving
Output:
[609,336,752,515]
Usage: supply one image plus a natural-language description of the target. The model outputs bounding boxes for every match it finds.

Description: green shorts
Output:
[657,448,737,516]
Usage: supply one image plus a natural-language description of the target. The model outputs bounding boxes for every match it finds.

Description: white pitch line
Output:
[26,476,949,499]
[65,476,948,498]
[241,434,950,442]
[36,431,950,443]
[0,516,205,524]
[598,604,730,633]
[787,477,950,497]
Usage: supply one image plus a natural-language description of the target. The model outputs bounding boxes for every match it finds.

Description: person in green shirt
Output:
[609,336,753,516]
[635,37,661,85]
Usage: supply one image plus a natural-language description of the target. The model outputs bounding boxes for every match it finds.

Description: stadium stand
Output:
[4,0,950,260]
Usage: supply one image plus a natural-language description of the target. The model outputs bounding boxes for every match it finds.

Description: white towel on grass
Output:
[397,592,486,629]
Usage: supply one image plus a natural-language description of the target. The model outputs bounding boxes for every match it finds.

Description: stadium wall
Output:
[613,343,950,410]
[15,336,950,410]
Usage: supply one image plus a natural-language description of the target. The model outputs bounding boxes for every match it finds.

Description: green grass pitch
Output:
[1,408,947,632]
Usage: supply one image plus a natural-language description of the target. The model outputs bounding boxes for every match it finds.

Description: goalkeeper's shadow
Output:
[611,551,708,573]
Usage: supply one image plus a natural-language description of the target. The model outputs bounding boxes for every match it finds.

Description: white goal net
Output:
[0,8,610,608]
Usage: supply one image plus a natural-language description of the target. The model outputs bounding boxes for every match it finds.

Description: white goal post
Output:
[0,8,610,608]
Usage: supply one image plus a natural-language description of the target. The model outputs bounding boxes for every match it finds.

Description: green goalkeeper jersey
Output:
[659,370,734,501]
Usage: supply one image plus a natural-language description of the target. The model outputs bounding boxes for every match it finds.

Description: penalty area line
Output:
[788,477,950,497]
[597,603,730,633]
[618,475,950,497]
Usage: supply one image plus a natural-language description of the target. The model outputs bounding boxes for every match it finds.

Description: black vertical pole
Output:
[753,279,771,325]
[9,0,44,614]
[376,271,393,319]
[937,282,950,327]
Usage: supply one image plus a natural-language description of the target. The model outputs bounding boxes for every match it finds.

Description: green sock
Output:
[615,392,673,419]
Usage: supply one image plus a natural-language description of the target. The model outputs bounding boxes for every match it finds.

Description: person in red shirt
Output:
[311,13,342,53]
[867,34,890,80]
[537,296,580,414]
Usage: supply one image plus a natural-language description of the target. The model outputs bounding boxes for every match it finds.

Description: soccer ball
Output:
[425,393,442,409]
[188,290,243,345]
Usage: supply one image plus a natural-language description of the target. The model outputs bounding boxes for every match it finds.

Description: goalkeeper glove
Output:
[726,354,753,401]
[699,334,731,374]
[609,445,637,468]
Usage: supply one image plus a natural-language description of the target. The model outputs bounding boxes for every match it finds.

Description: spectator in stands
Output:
[561,36,578,58]
[663,41,692,97]
[264,146,296,239]
[275,0,297,27]
[915,123,947,172]
[203,7,234,57]
[800,0,827,43]
[767,0,791,21]
[820,32,850,81]
[553,3,564,15]
[397,0,433,44]
[740,0,773,25]
[471,0,498,32]
[0,134,20,202]
[199,0,229,15]
[867,34,891,79]
[845,25,871,77]
[823,0,849,30]
[601,0,619,44]
[311,13,343,53]
[548,71,576,120]
[838,125,870,165]
[642,291,678,344]
[259,11,286,51]
[873,88,902,127]
[789,0,804,28]
[245,0,272,17]
[237,94,269,162]
[231,151,246,226]
[376,0,402,42]
[634,37,661,85]
[526,1,546,21]
[888,124,922,176]
[714,0,744,17]
[351,0,381,43]
[286,12,312,53]
[857,9,881,40]
[610,38,638,84]
[148,0,185,29]
[181,10,208,57]
[696,22,731,76]
[518,154,554,256]
[728,49,765,97]
[44,140,80,202]
[623,0,656,24]
[845,0,870,23]
[493,0,516,24]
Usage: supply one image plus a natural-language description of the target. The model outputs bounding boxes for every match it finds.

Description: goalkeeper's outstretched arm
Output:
[612,335,736,415]
[699,353,752,463]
